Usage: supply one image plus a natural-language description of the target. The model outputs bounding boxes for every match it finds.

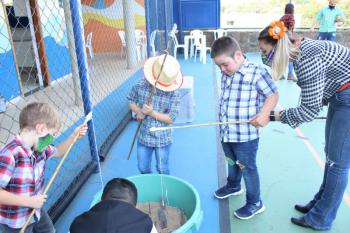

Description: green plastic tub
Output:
[91,174,203,233]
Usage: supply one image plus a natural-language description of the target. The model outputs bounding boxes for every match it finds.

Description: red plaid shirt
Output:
[0,136,56,228]
[280,14,295,31]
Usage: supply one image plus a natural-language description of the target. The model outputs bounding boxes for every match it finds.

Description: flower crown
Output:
[268,21,287,40]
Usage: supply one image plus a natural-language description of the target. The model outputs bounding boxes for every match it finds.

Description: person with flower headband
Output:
[256,21,350,230]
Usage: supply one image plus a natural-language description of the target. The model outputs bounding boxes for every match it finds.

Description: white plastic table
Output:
[175,76,195,124]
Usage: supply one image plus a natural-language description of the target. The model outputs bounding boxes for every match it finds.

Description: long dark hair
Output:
[258,26,278,46]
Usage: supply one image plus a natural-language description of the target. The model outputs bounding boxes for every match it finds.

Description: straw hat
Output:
[143,54,183,92]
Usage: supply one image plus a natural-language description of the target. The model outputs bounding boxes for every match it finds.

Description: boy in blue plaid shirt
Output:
[128,55,182,175]
[211,37,279,219]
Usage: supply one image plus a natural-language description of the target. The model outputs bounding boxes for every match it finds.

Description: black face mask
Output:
[329,5,335,10]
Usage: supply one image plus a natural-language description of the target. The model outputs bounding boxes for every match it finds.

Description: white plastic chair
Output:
[135,29,146,60]
[193,35,210,63]
[117,30,126,58]
[118,29,145,62]
[189,30,203,58]
[150,30,158,56]
[169,23,177,37]
[214,29,227,40]
[85,32,93,60]
[169,33,185,59]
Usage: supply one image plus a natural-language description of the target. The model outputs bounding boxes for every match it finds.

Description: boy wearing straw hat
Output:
[211,37,278,220]
[0,102,87,233]
[128,54,182,175]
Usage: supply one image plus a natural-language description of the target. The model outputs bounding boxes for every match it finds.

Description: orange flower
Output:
[268,21,287,40]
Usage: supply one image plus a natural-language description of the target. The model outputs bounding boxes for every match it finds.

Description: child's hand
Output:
[136,111,145,120]
[74,124,88,139]
[250,113,269,128]
[141,104,154,115]
[29,194,47,209]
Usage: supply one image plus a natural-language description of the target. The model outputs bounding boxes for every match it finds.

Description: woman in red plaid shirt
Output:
[0,102,87,233]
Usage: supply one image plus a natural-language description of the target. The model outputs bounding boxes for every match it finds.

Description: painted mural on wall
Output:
[81,0,145,52]
[0,0,71,100]
[37,0,71,82]
[0,0,145,100]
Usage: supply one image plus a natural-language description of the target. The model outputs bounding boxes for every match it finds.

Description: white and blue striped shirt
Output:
[219,61,278,142]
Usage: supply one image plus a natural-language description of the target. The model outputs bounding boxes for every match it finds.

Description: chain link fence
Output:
[146,0,174,56]
[0,0,174,223]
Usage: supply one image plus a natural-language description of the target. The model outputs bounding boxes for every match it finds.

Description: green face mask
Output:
[36,134,54,153]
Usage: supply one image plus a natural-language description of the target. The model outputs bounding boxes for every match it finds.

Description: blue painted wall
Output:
[44,37,71,81]
[173,0,220,30]
[0,51,21,100]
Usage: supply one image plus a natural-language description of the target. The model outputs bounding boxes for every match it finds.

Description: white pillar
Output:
[123,0,137,69]
[63,0,81,106]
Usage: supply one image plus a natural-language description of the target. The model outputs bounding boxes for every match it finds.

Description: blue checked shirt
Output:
[219,61,278,142]
[128,79,180,147]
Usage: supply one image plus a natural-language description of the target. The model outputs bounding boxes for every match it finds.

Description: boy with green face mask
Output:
[0,102,87,233]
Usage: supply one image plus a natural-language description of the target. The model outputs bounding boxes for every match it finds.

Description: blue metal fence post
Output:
[155,0,160,51]
[169,0,174,55]
[145,0,151,57]
[217,0,220,28]
[163,0,168,48]
[170,0,174,27]
[178,1,183,44]
[69,0,100,170]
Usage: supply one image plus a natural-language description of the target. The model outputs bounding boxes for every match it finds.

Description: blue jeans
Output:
[303,88,350,230]
[137,142,171,174]
[0,209,55,233]
[222,139,260,204]
[318,32,336,42]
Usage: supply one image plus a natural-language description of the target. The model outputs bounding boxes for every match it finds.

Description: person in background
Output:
[280,2,297,81]
[313,0,345,41]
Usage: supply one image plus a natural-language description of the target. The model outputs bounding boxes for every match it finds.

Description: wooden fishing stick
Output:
[150,116,328,132]
[127,36,173,160]
[150,120,251,132]
[20,113,92,233]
